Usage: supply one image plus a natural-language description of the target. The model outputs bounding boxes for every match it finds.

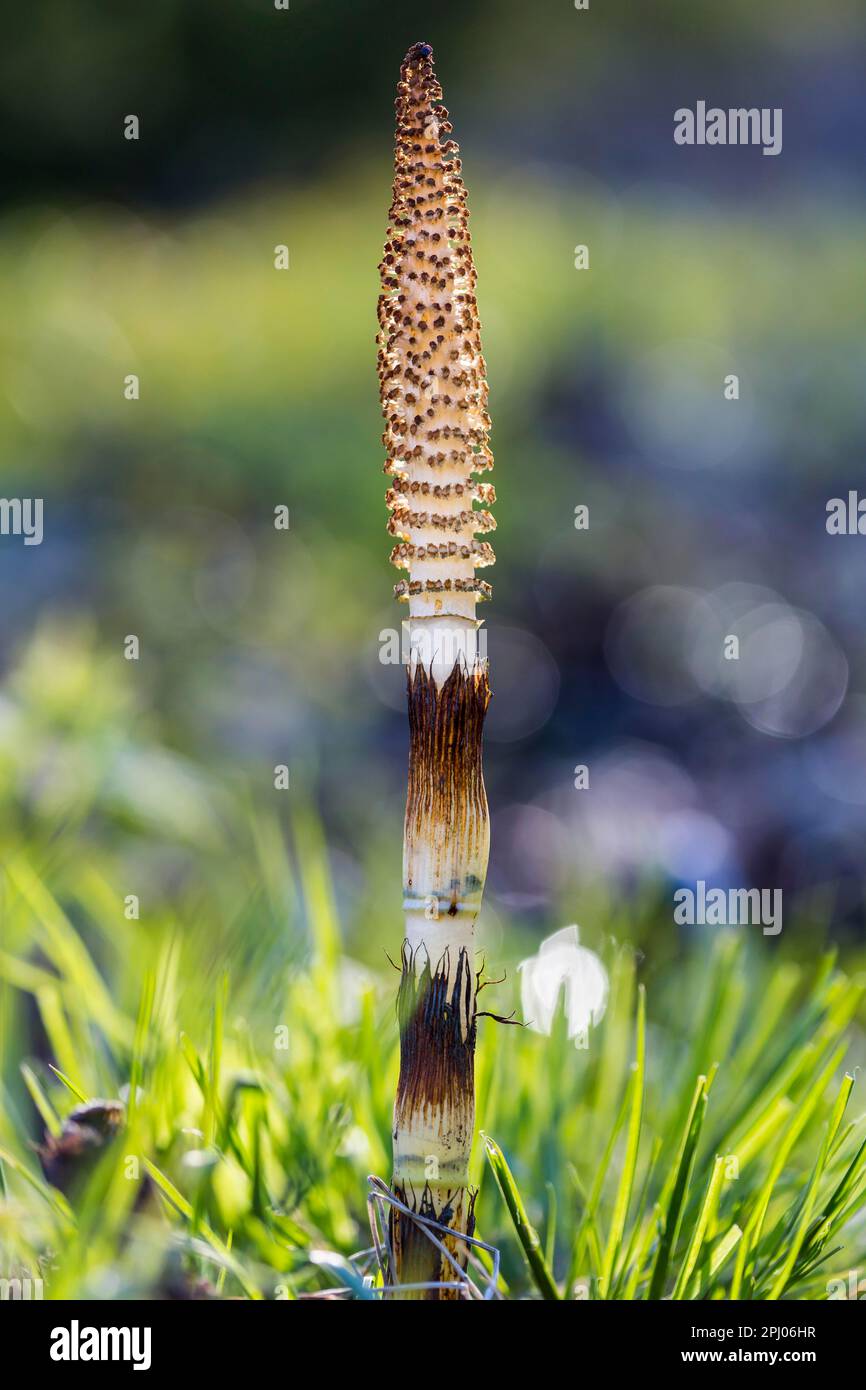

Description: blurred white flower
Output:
[518,926,609,1047]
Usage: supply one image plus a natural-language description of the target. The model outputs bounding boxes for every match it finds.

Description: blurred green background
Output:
[2,0,866,1298]
[3,0,866,948]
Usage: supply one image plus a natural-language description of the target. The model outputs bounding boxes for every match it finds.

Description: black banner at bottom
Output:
[3,1294,858,1375]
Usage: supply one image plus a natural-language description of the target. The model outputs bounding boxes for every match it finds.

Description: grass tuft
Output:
[1,836,865,1299]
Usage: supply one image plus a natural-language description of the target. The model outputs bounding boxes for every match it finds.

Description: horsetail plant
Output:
[378,40,495,1297]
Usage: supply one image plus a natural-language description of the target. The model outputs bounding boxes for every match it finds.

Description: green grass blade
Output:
[21,1063,61,1138]
[648,1073,708,1300]
[731,1041,846,1298]
[0,1144,75,1224]
[672,1153,726,1300]
[600,985,646,1296]
[48,1063,88,1104]
[143,1158,262,1299]
[483,1134,561,1300]
[766,1073,853,1299]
